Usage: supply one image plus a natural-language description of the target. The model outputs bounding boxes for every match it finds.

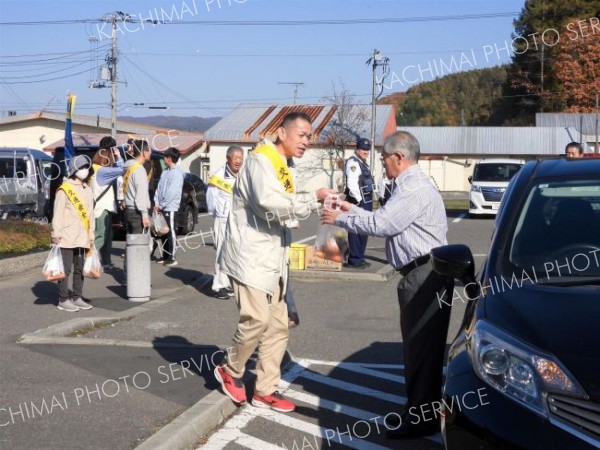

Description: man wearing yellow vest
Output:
[214,112,334,412]
[51,155,95,312]
[123,139,152,233]
[206,145,244,299]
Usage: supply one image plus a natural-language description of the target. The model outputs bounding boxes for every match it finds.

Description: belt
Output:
[398,254,431,277]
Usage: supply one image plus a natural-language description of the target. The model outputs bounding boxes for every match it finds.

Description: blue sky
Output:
[0,0,524,119]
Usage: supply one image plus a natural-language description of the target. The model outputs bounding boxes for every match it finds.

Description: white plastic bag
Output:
[151,211,170,237]
[43,244,65,281]
[313,223,349,263]
[83,246,102,279]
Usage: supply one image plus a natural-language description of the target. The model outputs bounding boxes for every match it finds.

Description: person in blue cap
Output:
[343,137,374,268]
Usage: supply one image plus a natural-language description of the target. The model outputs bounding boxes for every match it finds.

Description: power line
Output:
[0,67,95,84]
[0,12,519,27]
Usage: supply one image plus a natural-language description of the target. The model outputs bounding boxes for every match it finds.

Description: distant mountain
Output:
[119,115,221,133]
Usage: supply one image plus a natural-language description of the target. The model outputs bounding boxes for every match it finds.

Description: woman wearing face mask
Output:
[51,155,96,312]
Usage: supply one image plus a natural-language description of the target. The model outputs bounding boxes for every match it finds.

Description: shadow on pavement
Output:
[31,280,58,306]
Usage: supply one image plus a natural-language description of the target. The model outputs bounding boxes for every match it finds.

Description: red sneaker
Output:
[252,391,296,412]
[214,365,246,404]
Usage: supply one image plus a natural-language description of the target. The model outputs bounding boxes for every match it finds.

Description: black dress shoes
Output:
[342,261,371,269]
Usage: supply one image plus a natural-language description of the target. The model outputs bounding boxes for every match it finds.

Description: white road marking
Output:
[452,213,467,223]
[251,408,391,450]
[293,235,317,245]
[293,364,407,404]
[300,359,405,383]
[199,359,441,449]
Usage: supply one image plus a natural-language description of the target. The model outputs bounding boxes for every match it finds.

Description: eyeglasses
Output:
[380,153,401,162]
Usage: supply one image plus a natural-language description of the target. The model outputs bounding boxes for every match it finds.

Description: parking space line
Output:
[293,235,317,245]
[452,213,467,223]
[301,359,405,383]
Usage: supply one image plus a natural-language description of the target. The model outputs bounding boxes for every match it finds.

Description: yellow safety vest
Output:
[253,144,295,193]
[208,175,234,194]
[57,182,90,234]
[122,163,144,194]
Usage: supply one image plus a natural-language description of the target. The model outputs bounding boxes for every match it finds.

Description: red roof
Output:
[44,132,205,155]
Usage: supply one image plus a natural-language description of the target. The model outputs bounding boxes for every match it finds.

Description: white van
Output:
[468,158,524,216]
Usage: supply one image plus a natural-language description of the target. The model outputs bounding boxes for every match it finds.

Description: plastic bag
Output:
[43,244,66,281]
[83,246,103,279]
[314,223,349,263]
[151,211,170,237]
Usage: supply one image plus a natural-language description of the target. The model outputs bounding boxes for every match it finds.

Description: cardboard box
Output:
[304,245,342,271]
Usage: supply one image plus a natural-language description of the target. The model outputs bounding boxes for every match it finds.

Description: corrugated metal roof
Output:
[43,132,205,155]
[536,113,600,136]
[398,127,578,155]
[204,103,395,146]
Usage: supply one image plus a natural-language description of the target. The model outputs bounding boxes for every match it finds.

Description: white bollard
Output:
[126,232,151,302]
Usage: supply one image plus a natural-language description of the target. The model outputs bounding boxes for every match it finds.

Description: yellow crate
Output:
[289,243,307,270]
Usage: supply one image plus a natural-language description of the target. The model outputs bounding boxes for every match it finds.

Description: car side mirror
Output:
[468,175,473,184]
[431,244,479,299]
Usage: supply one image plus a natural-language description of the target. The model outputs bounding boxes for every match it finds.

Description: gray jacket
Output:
[123,159,151,219]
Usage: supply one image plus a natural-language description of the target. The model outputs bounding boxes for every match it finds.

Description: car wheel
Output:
[179,204,196,235]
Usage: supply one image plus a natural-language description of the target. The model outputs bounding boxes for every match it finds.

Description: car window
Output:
[473,163,523,182]
[509,179,600,276]
[0,158,27,178]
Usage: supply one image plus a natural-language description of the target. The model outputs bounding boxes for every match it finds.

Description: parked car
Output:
[48,146,206,236]
[432,157,600,449]
[468,158,524,216]
[0,148,53,220]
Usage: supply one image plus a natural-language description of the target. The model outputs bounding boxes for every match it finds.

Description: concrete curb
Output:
[135,390,237,450]
[17,292,183,345]
[0,249,47,280]
[134,352,295,450]
[290,263,397,282]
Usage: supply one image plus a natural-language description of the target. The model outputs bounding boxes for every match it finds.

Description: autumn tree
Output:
[393,66,507,126]
[553,17,600,111]
[505,0,600,122]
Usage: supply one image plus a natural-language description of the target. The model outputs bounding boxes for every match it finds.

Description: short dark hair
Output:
[128,139,149,157]
[99,136,117,150]
[565,141,583,155]
[164,147,181,163]
[280,111,312,129]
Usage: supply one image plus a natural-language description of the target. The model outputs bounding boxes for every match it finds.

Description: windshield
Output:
[509,179,600,278]
[473,163,522,182]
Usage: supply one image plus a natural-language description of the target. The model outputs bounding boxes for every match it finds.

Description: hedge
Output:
[0,220,51,256]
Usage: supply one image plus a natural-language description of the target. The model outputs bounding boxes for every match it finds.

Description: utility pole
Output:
[366,49,390,170]
[90,12,159,138]
[278,82,304,104]
[109,17,118,138]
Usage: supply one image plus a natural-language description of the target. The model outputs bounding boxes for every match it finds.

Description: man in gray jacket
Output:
[153,147,184,267]
[123,139,151,233]
[214,112,333,412]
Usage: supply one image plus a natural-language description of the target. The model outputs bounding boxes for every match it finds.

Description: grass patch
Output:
[0,220,51,257]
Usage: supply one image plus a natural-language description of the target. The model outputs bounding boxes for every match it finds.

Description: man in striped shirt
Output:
[322,130,454,440]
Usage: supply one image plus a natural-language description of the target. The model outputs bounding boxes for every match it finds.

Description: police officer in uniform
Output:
[343,137,374,268]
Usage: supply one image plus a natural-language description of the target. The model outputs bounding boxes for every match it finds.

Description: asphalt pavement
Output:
[0,206,493,450]
[0,212,398,450]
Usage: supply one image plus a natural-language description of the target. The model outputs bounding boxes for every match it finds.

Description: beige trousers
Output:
[224,278,289,397]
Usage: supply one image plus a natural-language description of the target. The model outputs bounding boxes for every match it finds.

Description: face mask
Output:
[75,168,89,180]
